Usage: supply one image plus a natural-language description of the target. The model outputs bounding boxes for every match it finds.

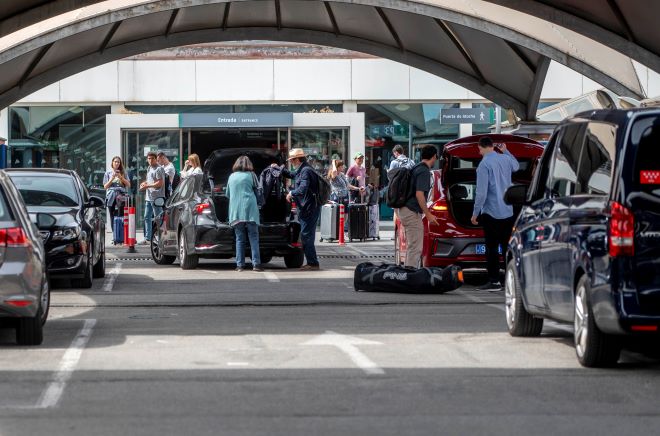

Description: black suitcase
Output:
[348,203,368,242]
[353,262,463,293]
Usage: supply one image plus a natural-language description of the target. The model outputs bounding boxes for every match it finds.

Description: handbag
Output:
[252,172,265,208]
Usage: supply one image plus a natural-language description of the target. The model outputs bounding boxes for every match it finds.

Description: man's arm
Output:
[288,167,310,197]
[416,190,438,226]
[152,168,164,189]
[500,144,519,172]
[471,164,488,224]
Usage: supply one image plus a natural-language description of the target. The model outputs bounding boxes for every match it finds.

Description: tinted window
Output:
[575,122,617,195]
[178,177,196,201]
[546,123,585,198]
[631,115,660,197]
[0,187,13,220]
[10,175,79,207]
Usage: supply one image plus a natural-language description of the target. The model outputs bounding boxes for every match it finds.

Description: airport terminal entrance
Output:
[187,128,289,165]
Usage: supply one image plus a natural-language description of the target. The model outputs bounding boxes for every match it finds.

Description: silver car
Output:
[0,170,50,345]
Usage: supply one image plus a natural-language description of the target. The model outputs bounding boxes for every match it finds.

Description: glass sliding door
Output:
[123,130,181,232]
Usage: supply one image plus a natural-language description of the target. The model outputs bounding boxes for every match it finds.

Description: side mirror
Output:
[35,213,57,228]
[153,197,165,207]
[86,196,104,208]
[504,184,529,206]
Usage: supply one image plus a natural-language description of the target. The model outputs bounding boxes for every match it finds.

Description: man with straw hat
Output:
[278,148,322,270]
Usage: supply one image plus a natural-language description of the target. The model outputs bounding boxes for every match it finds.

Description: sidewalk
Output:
[105,219,395,260]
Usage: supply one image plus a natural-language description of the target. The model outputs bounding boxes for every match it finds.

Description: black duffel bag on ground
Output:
[354,262,463,293]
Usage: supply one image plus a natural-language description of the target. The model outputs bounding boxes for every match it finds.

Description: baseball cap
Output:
[353,152,364,159]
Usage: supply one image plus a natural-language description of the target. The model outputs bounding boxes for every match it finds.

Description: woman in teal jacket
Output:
[226,155,263,272]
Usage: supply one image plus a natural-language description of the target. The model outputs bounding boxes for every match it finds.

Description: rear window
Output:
[631,115,660,197]
[10,175,79,207]
[0,186,13,221]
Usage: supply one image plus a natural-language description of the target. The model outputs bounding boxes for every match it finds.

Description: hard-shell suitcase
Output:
[320,203,340,242]
[368,204,380,240]
[113,216,124,245]
[354,262,463,293]
[348,203,368,242]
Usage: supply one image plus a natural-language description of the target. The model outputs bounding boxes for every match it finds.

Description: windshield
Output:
[10,175,79,207]
[631,115,660,197]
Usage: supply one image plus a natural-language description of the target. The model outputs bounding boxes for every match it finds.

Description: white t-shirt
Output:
[181,167,202,179]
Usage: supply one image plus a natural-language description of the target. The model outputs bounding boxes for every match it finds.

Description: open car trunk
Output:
[204,148,291,224]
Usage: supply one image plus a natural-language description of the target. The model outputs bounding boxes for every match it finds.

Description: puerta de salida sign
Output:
[179,113,293,128]
[439,108,495,124]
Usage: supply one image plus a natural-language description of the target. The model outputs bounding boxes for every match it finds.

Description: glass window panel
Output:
[577,122,617,195]
[10,175,79,206]
[290,129,348,176]
[547,123,585,198]
[632,115,660,197]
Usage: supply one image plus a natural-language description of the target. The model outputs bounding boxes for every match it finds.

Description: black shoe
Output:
[477,281,503,292]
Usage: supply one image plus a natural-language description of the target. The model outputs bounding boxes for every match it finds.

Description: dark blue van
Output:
[503,108,660,367]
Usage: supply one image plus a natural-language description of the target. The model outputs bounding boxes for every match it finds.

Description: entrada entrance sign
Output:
[440,108,495,124]
[180,113,293,128]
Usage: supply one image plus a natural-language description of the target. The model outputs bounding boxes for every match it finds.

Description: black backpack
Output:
[310,168,331,207]
[164,170,181,199]
[386,163,420,208]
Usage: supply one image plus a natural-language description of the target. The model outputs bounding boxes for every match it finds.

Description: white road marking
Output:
[200,269,218,274]
[102,263,122,292]
[226,362,250,366]
[263,272,280,283]
[303,331,384,375]
[35,319,96,409]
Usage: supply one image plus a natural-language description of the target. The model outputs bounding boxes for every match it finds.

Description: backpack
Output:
[164,170,181,199]
[310,168,332,207]
[386,163,421,208]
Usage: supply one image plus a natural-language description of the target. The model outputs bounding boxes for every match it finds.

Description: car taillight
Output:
[431,200,448,212]
[195,201,211,214]
[0,227,30,247]
[609,201,634,257]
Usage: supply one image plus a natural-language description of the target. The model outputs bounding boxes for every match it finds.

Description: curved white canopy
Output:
[0,0,652,119]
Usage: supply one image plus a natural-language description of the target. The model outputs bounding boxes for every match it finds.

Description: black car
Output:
[150,148,303,269]
[504,108,660,367]
[5,169,106,288]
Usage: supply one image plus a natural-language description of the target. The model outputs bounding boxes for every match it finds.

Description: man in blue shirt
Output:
[471,136,519,291]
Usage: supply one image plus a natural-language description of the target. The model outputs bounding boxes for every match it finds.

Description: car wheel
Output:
[574,275,621,367]
[179,230,199,270]
[284,250,304,268]
[93,237,105,278]
[151,224,175,265]
[16,272,47,346]
[40,272,50,326]
[260,254,273,264]
[71,245,94,288]
[505,260,543,337]
[394,228,402,266]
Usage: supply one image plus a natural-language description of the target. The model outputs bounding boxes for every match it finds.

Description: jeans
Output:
[299,207,321,266]
[234,221,261,268]
[480,214,515,283]
[144,200,163,241]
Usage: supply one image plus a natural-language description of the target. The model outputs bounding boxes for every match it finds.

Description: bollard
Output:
[123,200,129,246]
[127,196,136,253]
[338,203,345,245]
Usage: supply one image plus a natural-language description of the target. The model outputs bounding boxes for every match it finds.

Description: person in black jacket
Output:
[278,148,321,270]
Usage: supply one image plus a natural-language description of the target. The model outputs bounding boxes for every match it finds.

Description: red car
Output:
[395,134,544,269]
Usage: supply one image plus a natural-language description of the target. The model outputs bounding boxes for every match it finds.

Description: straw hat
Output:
[288,148,306,160]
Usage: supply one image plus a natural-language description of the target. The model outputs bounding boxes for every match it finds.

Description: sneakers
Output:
[252,266,264,272]
[477,281,503,292]
[139,239,150,245]
[300,264,320,271]
[235,267,244,272]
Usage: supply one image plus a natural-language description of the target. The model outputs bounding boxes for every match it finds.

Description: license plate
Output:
[475,244,501,255]
[641,170,660,184]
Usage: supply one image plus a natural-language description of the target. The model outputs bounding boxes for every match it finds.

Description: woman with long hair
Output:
[181,153,202,179]
[226,155,263,272]
[103,156,131,243]
[328,159,360,205]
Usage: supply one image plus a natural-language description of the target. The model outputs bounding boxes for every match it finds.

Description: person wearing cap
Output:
[346,152,367,189]
[277,148,321,270]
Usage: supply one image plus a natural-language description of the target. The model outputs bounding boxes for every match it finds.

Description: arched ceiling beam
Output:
[526,56,550,121]
[0,27,529,117]
[434,19,486,85]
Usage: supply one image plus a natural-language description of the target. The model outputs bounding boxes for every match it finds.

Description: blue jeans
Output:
[299,207,321,266]
[234,221,261,268]
[144,200,163,241]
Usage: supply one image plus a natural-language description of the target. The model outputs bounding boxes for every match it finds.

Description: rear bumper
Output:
[193,222,302,257]
[0,268,40,319]
[592,280,660,336]
[425,237,502,268]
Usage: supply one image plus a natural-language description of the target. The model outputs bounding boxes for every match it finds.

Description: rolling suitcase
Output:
[348,203,368,242]
[368,204,380,240]
[320,203,340,242]
[113,216,124,245]
[353,262,463,294]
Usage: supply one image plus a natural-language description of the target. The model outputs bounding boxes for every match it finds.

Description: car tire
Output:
[260,254,273,264]
[574,275,621,367]
[72,245,94,288]
[151,224,175,265]
[39,272,50,326]
[93,237,106,278]
[16,272,48,346]
[505,260,543,337]
[179,230,199,270]
[284,250,304,268]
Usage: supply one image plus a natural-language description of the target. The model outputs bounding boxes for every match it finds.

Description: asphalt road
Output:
[1,229,659,436]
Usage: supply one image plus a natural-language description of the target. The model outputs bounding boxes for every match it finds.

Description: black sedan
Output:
[6,169,106,288]
[150,148,303,270]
